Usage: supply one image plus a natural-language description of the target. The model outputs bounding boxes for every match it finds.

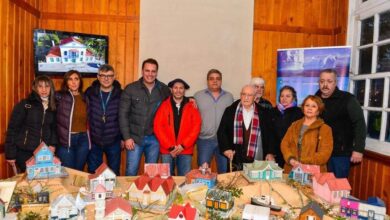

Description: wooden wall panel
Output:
[39,0,140,89]
[349,151,390,215]
[0,0,39,179]
[252,0,347,104]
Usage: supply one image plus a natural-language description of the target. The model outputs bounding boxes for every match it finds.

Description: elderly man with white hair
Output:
[217,85,273,171]
[250,77,272,109]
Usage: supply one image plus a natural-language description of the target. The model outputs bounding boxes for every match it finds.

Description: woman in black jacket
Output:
[5,75,57,172]
[269,86,303,168]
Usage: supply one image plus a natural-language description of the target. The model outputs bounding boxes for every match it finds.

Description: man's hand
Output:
[289,158,300,167]
[120,140,125,150]
[124,139,135,150]
[170,145,184,157]
[189,98,198,109]
[223,150,235,161]
[265,154,275,161]
[351,151,363,163]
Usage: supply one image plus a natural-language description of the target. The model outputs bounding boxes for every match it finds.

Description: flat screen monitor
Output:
[33,29,109,76]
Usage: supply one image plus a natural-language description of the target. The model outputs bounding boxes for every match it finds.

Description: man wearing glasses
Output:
[217,85,273,171]
[85,64,123,175]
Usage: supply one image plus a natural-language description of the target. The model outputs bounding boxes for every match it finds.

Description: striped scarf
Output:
[277,101,297,115]
[233,103,260,158]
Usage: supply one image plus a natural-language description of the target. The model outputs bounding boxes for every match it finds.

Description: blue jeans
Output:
[125,135,160,176]
[56,132,90,171]
[161,154,192,176]
[327,156,351,178]
[197,138,228,173]
[87,139,121,175]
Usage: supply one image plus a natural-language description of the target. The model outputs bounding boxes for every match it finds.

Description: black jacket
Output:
[5,92,57,160]
[315,87,366,156]
[217,100,272,168]
[85,80,122,146]
[119,78,170,145]
[268,106,303,167]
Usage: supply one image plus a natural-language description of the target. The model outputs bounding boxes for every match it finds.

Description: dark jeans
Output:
[56,132,90,171]
[126,135,160,176]
[87,139,121,175]
[161,154,192,176]
[197,138,228,173]
[327,156,351,178]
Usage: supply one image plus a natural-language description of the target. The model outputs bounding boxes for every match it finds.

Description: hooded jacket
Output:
[281,118,333,173]
[85,80,122,146]
[5,91,57,159]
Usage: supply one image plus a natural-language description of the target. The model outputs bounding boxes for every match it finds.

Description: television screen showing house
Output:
[33,29,108,75]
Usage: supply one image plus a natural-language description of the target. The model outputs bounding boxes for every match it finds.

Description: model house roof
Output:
[60,37,82,45]
[294,164,320,174]
[186,169,217,180]
[86,49,94,56]
[300,201,325,217]
[313,173,336,185]
[105,197,132,217]
[132,174,176,195]
[314,173,351,191]
[168,203,197,219]
[88,163,114,180]
[144,163,170,177]
[244,160,283,171]
[51,194,76,209]
[47,46,61,57]
[33,142,53,155]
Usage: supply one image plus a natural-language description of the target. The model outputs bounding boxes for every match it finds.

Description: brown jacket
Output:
[281,118,333,173]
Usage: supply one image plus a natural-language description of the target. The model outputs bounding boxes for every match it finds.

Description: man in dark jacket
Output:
[315,69,366,178]
[217,85,272,171]
[119,58,170,176]
[85,64,122,175]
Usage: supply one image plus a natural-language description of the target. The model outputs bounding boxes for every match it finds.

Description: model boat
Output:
[251,195,282,212]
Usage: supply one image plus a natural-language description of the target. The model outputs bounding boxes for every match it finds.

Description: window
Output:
[348,0,390,156]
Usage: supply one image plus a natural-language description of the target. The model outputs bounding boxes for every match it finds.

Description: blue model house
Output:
[288,164,320,185]
[26,142,67,180]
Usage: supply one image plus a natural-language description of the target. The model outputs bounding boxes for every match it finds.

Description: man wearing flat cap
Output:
[154,78,201,176]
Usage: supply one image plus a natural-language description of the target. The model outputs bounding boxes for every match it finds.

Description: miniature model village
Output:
[0,142,388,220]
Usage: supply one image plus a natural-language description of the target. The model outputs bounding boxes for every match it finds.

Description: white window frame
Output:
[347,0,390,156]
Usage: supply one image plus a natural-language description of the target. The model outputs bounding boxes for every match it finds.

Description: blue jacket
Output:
[85,80,122,146]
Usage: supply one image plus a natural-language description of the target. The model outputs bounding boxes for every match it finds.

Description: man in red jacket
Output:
[154,78,201,176]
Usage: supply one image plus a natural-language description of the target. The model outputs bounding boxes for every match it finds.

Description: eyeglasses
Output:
[98,74,115,79]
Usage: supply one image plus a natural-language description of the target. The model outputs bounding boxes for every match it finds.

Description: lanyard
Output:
[99,89,112,123]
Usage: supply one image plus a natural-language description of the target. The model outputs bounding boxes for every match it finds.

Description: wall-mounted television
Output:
[33,29,109,76]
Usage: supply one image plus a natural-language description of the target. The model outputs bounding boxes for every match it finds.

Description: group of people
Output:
[4,58,366,179]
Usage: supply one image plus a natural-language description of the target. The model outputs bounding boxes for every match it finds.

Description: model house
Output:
[243,160,283,181]
[205,188,234,218]
[50,194,78,220]
[168,203,199,220]
[340,197,386,220]
[127,174,176,210]
[144,163,170,178]
[104,197,133,220]
[312,172,351,204]
[88,163,116,199]
[288,164,320,185]
[242,204,270,220]
[299,201,325,220]
[26,142,66,180]
[185,166,217,188]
